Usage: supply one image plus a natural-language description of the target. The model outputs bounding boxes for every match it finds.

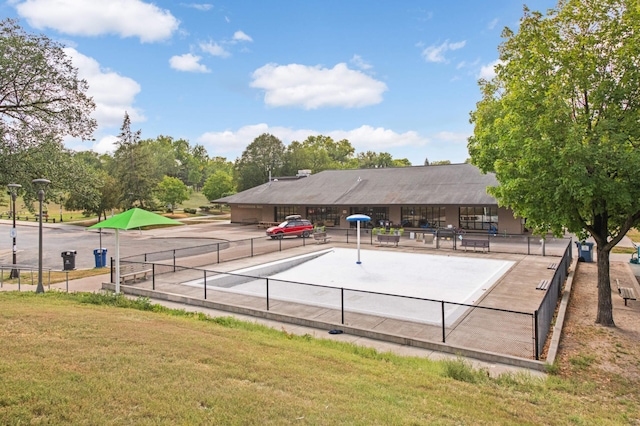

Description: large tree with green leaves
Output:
[468,0,640,326]
[235,133,285,191]
[0,19,96,151]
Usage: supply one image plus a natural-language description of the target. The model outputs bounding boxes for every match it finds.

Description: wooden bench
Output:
[377,234,400,246]
[460,239,490,252]
[120,264,152,284]
[313,232,332,244]
[616,279,637,306]
[536,279,550,290]
[257,221,279,228]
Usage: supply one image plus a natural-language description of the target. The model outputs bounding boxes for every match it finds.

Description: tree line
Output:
[0,18,414,218]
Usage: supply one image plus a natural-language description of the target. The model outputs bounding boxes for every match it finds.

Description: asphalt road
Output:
[0,220,226,271]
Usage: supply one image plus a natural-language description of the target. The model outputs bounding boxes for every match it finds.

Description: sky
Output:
[2,0,557,166]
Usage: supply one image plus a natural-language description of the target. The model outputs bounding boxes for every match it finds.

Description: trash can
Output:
[61,250,77,270]
[575,241,594,262]
[93,248,107,268]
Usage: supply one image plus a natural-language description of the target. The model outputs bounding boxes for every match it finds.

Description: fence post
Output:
[341,288,344,324]
[204,271,207,300]
[527,236,530,255]
[217,243,220,264]
[534,310,539,360]
[65,271,69,293]
[152,264,155,290]
[441,301,446,343]
[173,250,176,272]
[266,278,270,311]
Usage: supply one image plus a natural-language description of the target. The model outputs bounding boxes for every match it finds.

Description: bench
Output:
[313,232,332,244]
[258,221,279,228]
[377,234,400,246]
[616,279,637,306]
[460,239,490,252]
[547,263,557,270]
[120,264,152,284]
[536,279,550,290]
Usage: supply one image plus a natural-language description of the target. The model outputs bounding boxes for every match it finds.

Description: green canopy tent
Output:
[89,208,183,293]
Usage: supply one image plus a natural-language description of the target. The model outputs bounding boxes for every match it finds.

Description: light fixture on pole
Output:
[7,183,22,279]
[32,178,50,294]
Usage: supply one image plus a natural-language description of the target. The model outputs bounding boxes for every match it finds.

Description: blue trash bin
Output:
[575,241,594,262]
[93,248,107,268]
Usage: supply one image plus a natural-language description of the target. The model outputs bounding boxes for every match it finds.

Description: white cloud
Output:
[250,63,387,109]
[199,41,230,57]
[232,31,253,43]
[15,0,179,43]
[421,40,466,63]
[196,124,428,159]
[350,54,372,70]
[64,48,144,128]
[169,53,210,73]
[182,3,213,11]
[488,18,499,30]
[478,59,503,80]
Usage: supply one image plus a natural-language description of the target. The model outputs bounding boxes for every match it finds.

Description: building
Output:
[216,163,525,234]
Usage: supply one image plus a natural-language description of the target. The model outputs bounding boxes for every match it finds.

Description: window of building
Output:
[306,206,339,226]
[459,206,498,231]
[400,206,445,229]
[349,206,388,228]
[274,206,298,222]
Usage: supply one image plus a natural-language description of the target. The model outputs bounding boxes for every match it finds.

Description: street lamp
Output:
[32,178,50,294]
[7,183,22,279]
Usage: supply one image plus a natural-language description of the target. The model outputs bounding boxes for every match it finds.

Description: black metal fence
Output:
[114,232,574,360]
[113,258,540,359]
[534,241,572,358]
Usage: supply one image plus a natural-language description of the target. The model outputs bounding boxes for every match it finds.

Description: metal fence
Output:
[114,258,539,359]
[534,241,572,359]
[114,232,574,360]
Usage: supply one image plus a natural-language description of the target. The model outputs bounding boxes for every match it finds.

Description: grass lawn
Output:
[0,292,637,424]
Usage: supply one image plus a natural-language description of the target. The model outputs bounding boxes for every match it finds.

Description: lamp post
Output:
[32,178,50,294]
[7,183,22,279]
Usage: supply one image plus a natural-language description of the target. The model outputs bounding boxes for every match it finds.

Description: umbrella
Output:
[89,208,183,293]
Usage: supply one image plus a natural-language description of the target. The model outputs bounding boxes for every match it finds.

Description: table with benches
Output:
[120,264,152,284]
[460,238,490,252]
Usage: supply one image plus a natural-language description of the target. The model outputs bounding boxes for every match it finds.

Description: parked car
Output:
[266,215,313,239]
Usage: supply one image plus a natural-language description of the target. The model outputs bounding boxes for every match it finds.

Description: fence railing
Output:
[534,240,573,358]
[114,258,538,359]
[0,264,53,290]
[115,232,574,360]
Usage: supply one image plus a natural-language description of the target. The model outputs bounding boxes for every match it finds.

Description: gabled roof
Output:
[217,163,499,206]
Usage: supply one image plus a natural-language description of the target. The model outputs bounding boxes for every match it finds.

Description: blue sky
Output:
[3,0,557,166]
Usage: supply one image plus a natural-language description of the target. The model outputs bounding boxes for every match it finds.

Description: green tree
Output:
[203,170,235,201]
[430,160,451,166]
[156,176,189,212]
[0,19,96,151]
[111,113,158,209]
[235,133,285,191]
[468,0,640,326]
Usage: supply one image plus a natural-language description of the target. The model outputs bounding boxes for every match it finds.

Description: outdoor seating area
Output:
[313,232,331,244]
[377,234,400,246]
[120,264,152,284]
[615,279,637,306]
[460,238,490,252]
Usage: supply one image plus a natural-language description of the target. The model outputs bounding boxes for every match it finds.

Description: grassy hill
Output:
[0,292,637,424]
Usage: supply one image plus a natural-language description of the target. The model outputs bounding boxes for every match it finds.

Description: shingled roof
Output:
[217,163,499,206]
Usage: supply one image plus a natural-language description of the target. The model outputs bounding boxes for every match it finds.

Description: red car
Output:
[266,215,313,239]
